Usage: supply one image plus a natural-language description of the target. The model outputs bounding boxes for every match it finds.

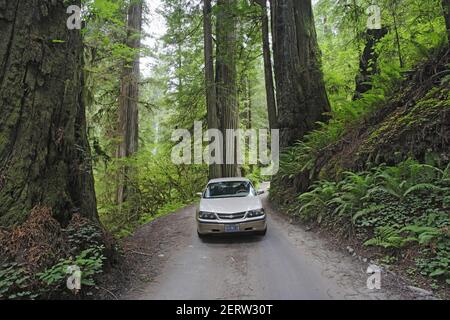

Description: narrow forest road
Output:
[118,184,412,300]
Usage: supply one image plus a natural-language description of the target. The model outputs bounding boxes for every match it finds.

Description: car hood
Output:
[199,196,262,214]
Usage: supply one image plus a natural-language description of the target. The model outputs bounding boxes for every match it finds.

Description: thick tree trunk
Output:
[271,0,331,149]
[0,0,98,227]
[203,0,222,179]
[256,0,277,130]
[353,27,388,100]
[443,0,450,43]
[117,0,142,204]
[216,0,239,177]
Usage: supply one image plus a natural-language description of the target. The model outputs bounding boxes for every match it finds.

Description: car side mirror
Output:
[257,190,265,195]
[196,192,203,197]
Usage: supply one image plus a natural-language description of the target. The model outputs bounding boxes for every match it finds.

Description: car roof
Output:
[207,177,251,184]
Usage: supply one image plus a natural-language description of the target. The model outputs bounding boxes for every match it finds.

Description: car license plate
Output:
[224,224,239,233]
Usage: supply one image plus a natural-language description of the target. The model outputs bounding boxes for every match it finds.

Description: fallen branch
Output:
[98,286,119,300]
[130,250,153,257]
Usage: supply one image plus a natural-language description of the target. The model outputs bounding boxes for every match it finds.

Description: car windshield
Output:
[204,181,255,199]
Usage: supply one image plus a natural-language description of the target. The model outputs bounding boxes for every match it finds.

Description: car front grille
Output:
[217,212,246,220]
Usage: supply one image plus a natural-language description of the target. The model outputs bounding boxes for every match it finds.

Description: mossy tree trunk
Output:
[443,0,450,43]
[0,0,98,227]
[353,27,388,100]
[271,0,331,149]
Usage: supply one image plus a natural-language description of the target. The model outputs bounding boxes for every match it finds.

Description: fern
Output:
[364,226,416,249]
[403,183,443,197]
[352,205,386,224]
[401,225,443,245]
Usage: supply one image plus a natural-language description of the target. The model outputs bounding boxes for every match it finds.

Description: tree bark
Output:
[0,0,98,227]
[256,0,277,130]
[203,0,222,179]
[443,0,450,43]
[216,0,239,177]
[353,27,388,100]
[245,76,253,130]
[117,0,142,204]
[271,0,331,149]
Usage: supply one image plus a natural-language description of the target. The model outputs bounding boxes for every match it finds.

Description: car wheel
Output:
[256,228,267,236]
[197,231,207,239]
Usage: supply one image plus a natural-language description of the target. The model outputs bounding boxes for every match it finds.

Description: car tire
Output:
[197,231,207,239]
[256,228,267,236]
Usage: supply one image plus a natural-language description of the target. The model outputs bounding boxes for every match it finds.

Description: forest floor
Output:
[98,184,439,300]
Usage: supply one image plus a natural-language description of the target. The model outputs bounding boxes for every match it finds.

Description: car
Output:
[196,177,267,237]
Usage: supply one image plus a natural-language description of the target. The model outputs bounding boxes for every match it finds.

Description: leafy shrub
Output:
[0,263,37,300]
[37,245,105,298]
[293,159,449,284]
[66,214,105,254]
[96,145,208,236]
[364,226,415,249]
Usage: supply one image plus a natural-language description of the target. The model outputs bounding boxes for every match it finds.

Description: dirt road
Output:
[118,189,412,300]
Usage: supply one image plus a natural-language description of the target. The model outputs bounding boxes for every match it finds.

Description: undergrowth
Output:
[271,45,450,293]
[289,159,450,287]
[0,208,111,300]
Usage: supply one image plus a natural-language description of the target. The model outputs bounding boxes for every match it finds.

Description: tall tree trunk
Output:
[203,0,222,179]
[353,27,388,100]
[443,0,450,43]
[0,0,98,227]
[271,0,331,149]
[256,0,277,130]
[117,0,142,204]
[390,0,404,68]
[216,0,239,177]
[245,76,253,130]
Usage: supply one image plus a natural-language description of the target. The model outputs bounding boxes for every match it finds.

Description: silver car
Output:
[196,178,267,237]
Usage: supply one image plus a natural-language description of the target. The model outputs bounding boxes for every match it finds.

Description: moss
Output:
[356,87,450,167]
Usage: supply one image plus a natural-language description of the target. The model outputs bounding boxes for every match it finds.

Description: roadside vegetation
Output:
[271,11,450,295]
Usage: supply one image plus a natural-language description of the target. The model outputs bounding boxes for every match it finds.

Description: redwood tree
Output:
[203,0,222,179]
[216,0,240,177]
[116,0,143,204]
[271,0,331,149]
[256,0,278,130]
[0,0,98,227]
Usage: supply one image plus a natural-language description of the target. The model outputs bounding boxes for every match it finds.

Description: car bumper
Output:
[197,217,267,235]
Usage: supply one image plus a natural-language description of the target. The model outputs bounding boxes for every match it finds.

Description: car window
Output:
[204,181,256,199]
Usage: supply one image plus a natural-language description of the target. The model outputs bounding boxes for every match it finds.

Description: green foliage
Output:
[38,246,105,295]
[364,226,414,249]
[0,245,105,300]
[292,159,449,284]
[315,0,446,107]
[96,145,207,237]
[370,160,450,201]
[277,66,404,184]
[416,244,450,283]
[296,180,338,223]
[66,222,104,254]
[0,263,37,300]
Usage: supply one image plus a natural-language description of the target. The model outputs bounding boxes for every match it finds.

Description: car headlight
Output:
[246,209,265,218]
[199,211,217,220]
